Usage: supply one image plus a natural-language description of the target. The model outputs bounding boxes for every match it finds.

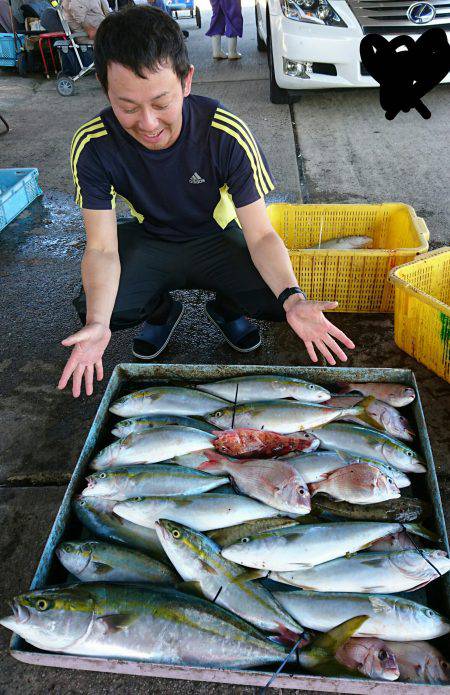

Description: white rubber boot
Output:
[227,36,242,60]
[212,35,227,60]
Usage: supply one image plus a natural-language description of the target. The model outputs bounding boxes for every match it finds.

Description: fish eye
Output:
[241,537,250,543]
[172,529,181,539]
[99,473,106,479]
[308,384,314,390]
[406,451,413,457]
[36,599,49,611]
[426,609,434,618]
[378,649,388,661]
[388,478,393,484]
[79,500,86,507]
[299,487,306,495]
[214,411,223,418]
[63,544,73,552]
[220,446,227,452]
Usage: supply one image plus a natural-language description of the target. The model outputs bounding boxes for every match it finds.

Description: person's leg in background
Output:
[222,0,243,59]
[73,219,187,359]
[205,0,227,60]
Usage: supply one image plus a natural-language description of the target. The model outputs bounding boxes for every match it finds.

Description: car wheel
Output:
[255,4,266,52]
[267,24,292,104]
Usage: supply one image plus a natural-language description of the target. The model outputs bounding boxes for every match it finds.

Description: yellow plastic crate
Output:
[267,202,429,312]
[389,247,450,383]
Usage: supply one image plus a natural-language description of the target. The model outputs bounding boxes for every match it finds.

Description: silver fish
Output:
[313,422,425,473]
[221,521,404,570]
[112,415,215,438]
[273,590,450,641]
[285,450,410,488]
[155,519,303,641]
[72,495,164,558]
[56,540,177,584]
[222,521,401,572]
[196,375,330,403]
[0,583,288,668]
[91,427,215,469]
[309,235,373,249]
[327,395,415,442]
[270,549,450,593]
[385,641,449,684]
[114,493,281,531]
[205,398,376,434]
[82,464,228,500]
[110,386,227,417]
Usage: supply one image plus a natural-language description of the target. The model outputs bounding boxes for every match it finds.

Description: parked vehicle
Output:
[254,0,450,102]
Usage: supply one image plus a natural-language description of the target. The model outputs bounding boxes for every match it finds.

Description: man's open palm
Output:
[58,323,111,397]
[286,299,355,365]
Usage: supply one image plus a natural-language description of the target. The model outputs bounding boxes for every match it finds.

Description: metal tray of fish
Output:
[9,364,450,693]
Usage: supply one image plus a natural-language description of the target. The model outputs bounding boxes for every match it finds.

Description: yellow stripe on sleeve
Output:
[216,108,274,193]
[70,116,103,161]
[71,129,108,208]
[211,120,264,199]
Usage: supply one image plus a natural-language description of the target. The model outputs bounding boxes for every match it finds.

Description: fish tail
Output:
[350,396,383,431]
[197,451,229,473]
[299,616,369,672]
[404,523,439,541]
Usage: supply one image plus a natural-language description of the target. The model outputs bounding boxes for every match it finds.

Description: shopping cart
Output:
[167,0,201,28]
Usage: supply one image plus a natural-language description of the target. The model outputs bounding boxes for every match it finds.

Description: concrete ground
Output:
[0,0,449,691]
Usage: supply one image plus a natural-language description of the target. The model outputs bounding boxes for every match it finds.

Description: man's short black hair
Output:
[94,5,190,93]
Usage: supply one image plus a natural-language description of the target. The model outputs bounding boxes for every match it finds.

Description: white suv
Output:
[254,0,450,102]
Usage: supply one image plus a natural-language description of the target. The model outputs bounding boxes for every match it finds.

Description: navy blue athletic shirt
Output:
[70,94,275,241]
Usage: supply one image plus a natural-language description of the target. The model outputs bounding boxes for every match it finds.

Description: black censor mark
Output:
[360,28,450,120]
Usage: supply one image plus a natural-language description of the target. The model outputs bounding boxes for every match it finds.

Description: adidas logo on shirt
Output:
[189,172,205,184]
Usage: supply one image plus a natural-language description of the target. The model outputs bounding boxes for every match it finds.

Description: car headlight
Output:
[280,0,346,26]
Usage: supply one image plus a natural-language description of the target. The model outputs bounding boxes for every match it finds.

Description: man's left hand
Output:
[284,296,355,365]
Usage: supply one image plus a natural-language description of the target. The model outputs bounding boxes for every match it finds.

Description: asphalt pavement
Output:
[0,1,449,691]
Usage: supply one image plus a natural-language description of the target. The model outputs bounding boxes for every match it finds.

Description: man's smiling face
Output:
[107,61,194,150]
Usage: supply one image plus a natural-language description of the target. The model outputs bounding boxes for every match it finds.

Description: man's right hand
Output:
[57,322,112,398]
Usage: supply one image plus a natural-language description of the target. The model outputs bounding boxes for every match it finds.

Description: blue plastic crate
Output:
[0,33,25,67]
[0,168,43,231]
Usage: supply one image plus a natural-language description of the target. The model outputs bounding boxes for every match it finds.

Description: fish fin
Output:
[233,569,268,583]
[369,597,393,614]
[405,580,432,592]
[198,451,228,473]
[308,481,319,495]
[404,523,439,541]
[176,581,205,598]
[96,613,138,634]
[91,561,113,575]
[351,397,383,431]
[300,616,369,673]
[274,623,304,647]
[200,560,218,575]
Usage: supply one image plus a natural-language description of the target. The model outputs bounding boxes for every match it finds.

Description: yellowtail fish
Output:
[205,397,379,434]
[196,375,330,403]
[273,591,450,641]
[155,519,304,643]
[56,540,177,584]
[110,386,227,417]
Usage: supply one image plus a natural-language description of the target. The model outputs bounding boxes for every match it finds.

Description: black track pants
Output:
[74,219,285,331]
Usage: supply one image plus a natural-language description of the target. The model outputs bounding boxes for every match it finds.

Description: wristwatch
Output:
[278,286,307,308]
